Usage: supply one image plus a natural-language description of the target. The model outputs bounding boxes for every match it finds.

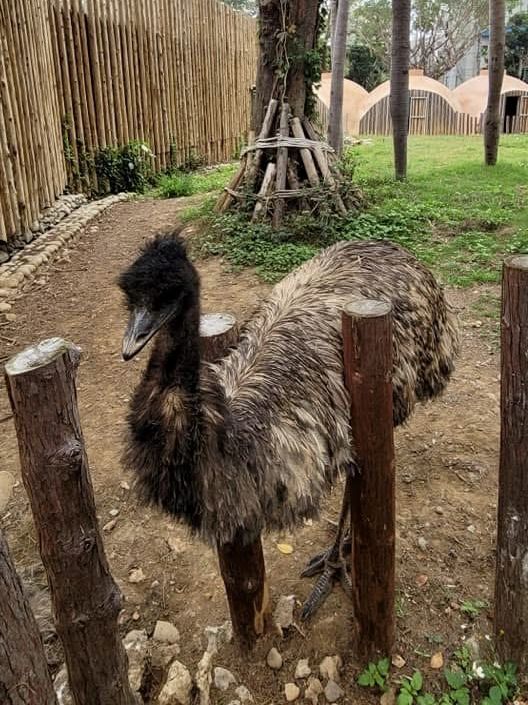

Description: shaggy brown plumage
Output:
[120,232,458,547]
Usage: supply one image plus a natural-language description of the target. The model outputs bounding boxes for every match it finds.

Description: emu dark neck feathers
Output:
[126,301,208,531]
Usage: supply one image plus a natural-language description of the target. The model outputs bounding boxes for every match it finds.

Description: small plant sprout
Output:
[460,599,488,619]
[357,658,390,691]
[397,671,424,705]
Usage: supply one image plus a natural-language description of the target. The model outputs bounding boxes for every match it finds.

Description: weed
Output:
[94,140,154,195]
[357,658,390,691]
[154,164,236,200]
[398,671,424,705]
[460,599,488,619]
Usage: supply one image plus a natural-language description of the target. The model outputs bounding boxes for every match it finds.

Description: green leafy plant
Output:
[460,599,488,619]
[398,671,424,705]
[94,140,154,195]
[357,658,390,691]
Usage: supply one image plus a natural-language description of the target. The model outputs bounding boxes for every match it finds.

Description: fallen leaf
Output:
[392,654,406,669]
[277,543,294,555]
[381,687,396,705]
[415,574,429,588]
[430,652,444,669]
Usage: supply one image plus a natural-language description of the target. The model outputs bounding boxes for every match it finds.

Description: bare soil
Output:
[0,197,507,703]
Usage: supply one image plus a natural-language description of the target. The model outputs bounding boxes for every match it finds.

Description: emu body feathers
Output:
[121,236,458,546]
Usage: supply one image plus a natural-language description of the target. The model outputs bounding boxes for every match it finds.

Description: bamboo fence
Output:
[0,0,258,246]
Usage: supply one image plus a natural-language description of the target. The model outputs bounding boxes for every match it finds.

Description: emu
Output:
[119,230,458,618]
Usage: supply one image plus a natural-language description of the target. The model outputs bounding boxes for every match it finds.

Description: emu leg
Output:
[301,473,354,621]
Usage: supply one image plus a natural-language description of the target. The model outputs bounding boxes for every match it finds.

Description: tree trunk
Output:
[484,0,505,166]
[0,530,58,705]
[5,339,137,705]
[328,0,349,155]
[390,0,411,180]
[252,0,321,133]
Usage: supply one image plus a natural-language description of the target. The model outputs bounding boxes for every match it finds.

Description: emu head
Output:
[118,230,200,360]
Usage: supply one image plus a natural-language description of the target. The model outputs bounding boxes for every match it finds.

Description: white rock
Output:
[150,642,181,669]
[153,620,180,644]
[305,677,324,704]
[267,647,283,670]
[195,650,214,705]
[128,568,145,583]
[273,594,296,636]
[0,302,11,312]
[204,621,233,654]
[5,313,16,322]
[295,658,311,679]
[391,654,406,669]
[235,685,254,703]
[103,519,117,532]
[109,508,120,517]
[325,680,344,703]
[214,666,236,690]
[120,480,130,490]
[418,537,428,551]
[285,683,300,701]
[227,701,241,705]
[319,655,342,682]
[123,629,148,692]
[158,660,193,705]
[0,472,15,513]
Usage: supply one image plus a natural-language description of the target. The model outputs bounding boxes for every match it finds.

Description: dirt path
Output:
[0,197,504,703]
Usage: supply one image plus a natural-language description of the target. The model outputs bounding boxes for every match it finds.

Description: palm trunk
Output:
[390,0,411,180]
[328,0,349,155]
[484,0,505,166]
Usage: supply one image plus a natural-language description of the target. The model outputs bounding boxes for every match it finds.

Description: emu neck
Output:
[148,306,201,392]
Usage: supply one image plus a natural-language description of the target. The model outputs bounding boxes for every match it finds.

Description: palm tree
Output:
[390,0,411,179]
[484,0,506,165]
[328,0,351,155]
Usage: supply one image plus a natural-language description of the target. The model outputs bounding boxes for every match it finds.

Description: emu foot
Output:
[300,539,352,621]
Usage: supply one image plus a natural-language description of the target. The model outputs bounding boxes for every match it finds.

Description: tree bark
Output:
[328,0,349,155]
[252,0,321,133]
[495,255,528,670]
[484,0,505,166]
[390,0,411,180]
[0,529,57,705]
[5,339,137,705]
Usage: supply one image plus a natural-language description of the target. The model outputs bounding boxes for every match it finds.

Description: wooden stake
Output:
[342,299,396,659]
[272,102,289,229]
[246,98,278,187]
[290,117,320,188]
[252,162,276,222]
[495,255,528,670]
[0,528,58,705]
[5,339,137,705]
[302,117,347,215]
[200,314,270,650]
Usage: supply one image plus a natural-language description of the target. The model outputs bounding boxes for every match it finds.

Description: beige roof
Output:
[316,73,368,134]
[453,69,528,117]
[359,69,463,117]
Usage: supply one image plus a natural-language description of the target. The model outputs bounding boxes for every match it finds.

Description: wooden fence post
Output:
[0,528,58,705]
[4,339,137,705]
[342,299,396,659]
[200,314,270,650]
[495,255,528,670]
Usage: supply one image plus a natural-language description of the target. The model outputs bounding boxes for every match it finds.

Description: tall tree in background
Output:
[252,0,322,133]
[390,0,411,179]
[329,0,350,155]
[505,12,528,79]
[484,0,506,166]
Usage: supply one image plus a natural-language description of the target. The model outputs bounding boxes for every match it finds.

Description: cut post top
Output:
[200,313,237,338]
[344,299,392,319]
[505,254,528,271]
[5,338,80,376]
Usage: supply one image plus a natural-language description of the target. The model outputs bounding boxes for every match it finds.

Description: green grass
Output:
[186,135,528,285]
[153,163,236,199]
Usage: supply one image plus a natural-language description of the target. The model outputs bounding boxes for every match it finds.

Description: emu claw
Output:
[301,565,336,620]
[300,550,328,578]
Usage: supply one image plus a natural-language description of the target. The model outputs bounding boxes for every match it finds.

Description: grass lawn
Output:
[179,134,528,286]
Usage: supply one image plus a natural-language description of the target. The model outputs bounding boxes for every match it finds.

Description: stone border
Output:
[0,193,129,313]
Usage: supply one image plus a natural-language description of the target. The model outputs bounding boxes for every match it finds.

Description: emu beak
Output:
[122,307,163,361]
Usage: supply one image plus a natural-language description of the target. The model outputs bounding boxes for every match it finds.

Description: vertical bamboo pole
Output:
[343,299,396,659]
[85,0,107,147]
[495,255,528,671]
